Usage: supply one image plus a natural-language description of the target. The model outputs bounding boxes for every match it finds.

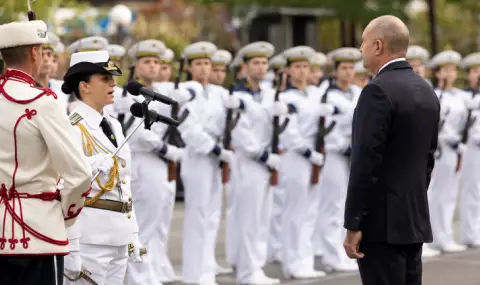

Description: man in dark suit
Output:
[343,15,440,285]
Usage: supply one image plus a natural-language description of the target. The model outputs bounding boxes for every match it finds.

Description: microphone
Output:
[130,103,179,126]
[126,81,176,105]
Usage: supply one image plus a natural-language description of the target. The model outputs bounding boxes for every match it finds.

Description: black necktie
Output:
[100,118,118,147]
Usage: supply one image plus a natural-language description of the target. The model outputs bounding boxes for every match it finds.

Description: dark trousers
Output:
[0,255,64,285]
[358,242,423,285]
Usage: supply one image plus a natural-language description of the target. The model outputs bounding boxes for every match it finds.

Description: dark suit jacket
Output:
[344,60,440,244]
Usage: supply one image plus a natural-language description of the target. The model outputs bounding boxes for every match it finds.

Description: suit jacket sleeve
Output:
[35,98,92,227]
[344,83,393,231]
[427,103,440,186]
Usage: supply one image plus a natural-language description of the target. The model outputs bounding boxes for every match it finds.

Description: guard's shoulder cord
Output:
[76,122,120,205]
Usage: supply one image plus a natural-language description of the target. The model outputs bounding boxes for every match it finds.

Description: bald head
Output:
[367,15,410,56]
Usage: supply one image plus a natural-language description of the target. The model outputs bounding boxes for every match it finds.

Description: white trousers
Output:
[128,152,176,284]
[460,145,480,244]
[233,154,273,283]
[281,151,320,275]
[181,153,222,284]
[267,177,284,262]
[225,178,238,266]
[429,142,460,247]
[64,243,128,285]
[314,153,353,266]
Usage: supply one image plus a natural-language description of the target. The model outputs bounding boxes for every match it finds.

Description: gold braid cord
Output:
[77,123,120,205]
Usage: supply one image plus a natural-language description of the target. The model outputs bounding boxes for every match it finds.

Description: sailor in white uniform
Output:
[314,47,361,272]
[353,60,369,88]
[103,44,126,116]
[62,50,144,285]
[407,45,431,86]
[308,52,326,86]
[428,50,469,253]
[210,49,232,86]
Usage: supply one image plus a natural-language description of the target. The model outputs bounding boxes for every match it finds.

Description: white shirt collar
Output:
[72,100,105,129]
[377,57,407,74]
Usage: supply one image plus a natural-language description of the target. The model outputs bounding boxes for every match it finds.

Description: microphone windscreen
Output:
[126,80,143,96]
[130,102,144,118]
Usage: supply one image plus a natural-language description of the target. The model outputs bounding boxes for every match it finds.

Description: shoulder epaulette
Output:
[69,112,83,125]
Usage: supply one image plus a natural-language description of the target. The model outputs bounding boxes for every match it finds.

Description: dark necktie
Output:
[100,118,118,147]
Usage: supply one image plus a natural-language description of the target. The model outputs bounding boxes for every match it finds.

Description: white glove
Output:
[316,103,335,116]
[88,153,114,175]
[129,233,144,263]
[225,95,242,109]
[272,101,289,116]
[465,97,480,110]
[64,239,82,277]
[265,153,281,170]
[438,131,461,145]
[218,148,234,164]
[114,96,132,114]
[309,151,324,166]
[169,89,191,106]
[164,145,184,162]
[458,143,467,154]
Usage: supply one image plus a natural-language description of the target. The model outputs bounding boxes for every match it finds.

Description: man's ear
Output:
[374,40,383,56]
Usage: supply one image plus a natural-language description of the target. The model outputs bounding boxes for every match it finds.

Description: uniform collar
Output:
[74,100,105,130]
[234,78,262,95]
[3,69,37,85]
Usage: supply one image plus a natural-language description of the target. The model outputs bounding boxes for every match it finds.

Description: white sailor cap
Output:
[283,46,316,64]
[128,39,165,60]
[429,50,462,69]
[62,50,122,93]
[67,36,109,54]
[354,61,367,74]
[269,54,286,69]
[43,32,60,51]
[53,42,65,55]
[329,47,362,64]
[183,41,217,61]
[211,50,232,66]
[0,20,48,49]
[238,41,274,62]
[230,53,243,69]
[460,52,480,70]
[406,45,430,62]
[104,44,126,61]
[309,52,327,67]
[160,48,175,63]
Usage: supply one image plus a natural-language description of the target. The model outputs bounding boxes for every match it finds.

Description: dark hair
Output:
[431,67,440,88]
[62,73,92,100]
[0,44,40,66]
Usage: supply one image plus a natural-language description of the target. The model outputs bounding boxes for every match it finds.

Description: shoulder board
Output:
[69,112,83,125]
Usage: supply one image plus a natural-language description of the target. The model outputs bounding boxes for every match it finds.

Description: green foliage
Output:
[0,0,84,24]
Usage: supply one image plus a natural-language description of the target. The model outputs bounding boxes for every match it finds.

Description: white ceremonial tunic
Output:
[429,87,468,250]
[0,69,91,256]
[125,82,179,285]
[278,86,324,276]
[459,89,480,246]
[64,101,139,285]
[230,81,277,283]
[314,84,361,269]
[177,81,228,284]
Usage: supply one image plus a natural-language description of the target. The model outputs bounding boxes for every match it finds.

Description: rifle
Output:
[221,83,235,184]
[311,77,337,185]
[434,79,448,160]
[456,79,480,172]
[119,64,136,135]
[270,71,288,185]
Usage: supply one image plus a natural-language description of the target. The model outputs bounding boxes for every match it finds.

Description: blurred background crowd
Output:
[1,0,479,86]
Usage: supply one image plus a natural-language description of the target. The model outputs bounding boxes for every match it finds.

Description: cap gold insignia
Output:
[93,39,98,44]
[105,61,117,71]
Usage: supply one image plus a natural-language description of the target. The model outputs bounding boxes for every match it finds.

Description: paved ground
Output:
[165,201,480,285]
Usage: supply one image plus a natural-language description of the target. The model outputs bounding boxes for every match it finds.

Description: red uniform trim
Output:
[0,69,57,104]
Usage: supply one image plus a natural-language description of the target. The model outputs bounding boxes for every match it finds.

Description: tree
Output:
[0,0,82,24]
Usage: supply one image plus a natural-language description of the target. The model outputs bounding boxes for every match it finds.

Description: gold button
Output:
[121,162,126,168]
[128,214,132,219]
[128,197,132,201]
[122,179,126,184]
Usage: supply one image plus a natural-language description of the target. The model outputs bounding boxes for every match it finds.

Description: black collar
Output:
[233,78,261,95]
[376,60,412,77]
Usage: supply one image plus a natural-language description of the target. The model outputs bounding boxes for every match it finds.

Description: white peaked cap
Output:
[160,48,175,63]
[212,49,233,65]
[309,52,327,67]
[128,39,166,60]
[104,44,126,60]
[283,46,316,63]
[406,45,430,62]
[183,41,217,60]
[460,52,480,70]
[429,50,462,69]
[0,20,49,49]
[67,36,109,54]
[354,61,367,74]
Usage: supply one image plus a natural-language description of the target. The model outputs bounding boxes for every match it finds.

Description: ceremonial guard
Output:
[0,20,91,284]
[459,52,480,247]
[428,50,469,253]
[231,52,245,81]
[279,46,336,278]
[308,52,327,86]
[170,41,239,285]
[353,61,369,88]
[406,45,431,85]
[66,36,109,114]
[228,41,291,285]
[210,49,232,86]
[62,50,144,284]
[50,38,65,80]
[314,47,361,272]
[123,40,183,285]
[157,48,175,82]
